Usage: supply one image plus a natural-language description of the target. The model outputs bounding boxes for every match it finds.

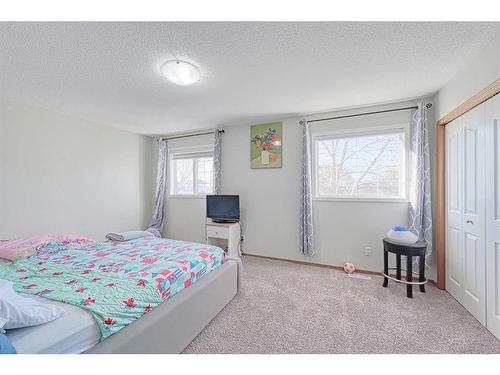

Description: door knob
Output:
[466,220,474,224]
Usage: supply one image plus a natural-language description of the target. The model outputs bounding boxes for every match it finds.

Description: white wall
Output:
[435,31,500,119]
[159,101,434,277]
[223,102,422,274]
[308,105,416,270]
[0,98,153,240]
[162,134,214,243]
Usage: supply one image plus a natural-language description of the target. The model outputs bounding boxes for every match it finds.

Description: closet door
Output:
[461,105,486,325]
[446,117,464,303]
[486,93,500,338]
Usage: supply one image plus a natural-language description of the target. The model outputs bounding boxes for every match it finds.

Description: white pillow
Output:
[105,230,154,242]
[0,280,65,330]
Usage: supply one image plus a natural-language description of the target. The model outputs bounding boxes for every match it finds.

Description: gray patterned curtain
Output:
[409,101,433,266]
[213,130,222,195]
[147,139,167,236]
[300,119,315,256]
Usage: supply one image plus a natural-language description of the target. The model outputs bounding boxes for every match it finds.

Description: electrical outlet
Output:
[240,235,245,241]
[364,246,372,256]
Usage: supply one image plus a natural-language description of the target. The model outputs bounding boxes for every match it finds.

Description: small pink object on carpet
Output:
[343,262,356,274]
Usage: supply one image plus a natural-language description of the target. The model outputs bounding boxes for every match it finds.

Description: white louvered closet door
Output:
[486,93,500,338]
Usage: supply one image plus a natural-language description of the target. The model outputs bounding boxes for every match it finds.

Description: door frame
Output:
[436,78,500,289]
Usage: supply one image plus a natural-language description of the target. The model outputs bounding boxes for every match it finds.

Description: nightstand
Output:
[205,219,241,257]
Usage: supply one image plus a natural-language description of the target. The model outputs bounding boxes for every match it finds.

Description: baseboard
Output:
[242,253,381,276]
[242,253,435,284]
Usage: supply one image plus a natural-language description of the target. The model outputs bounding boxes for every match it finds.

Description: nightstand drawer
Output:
[206,225,229,239]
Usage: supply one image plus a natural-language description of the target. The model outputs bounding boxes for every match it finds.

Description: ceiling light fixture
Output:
[160,60,201,86]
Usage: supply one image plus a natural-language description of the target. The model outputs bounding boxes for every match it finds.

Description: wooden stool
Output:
[382,238,427,298]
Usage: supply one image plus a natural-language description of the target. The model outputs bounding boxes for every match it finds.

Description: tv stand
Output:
[206,219,241,257]
[212,218,238,224]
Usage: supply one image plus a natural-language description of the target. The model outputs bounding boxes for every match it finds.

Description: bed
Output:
[0,236,240,354]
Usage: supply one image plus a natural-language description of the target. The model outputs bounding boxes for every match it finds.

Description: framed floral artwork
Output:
[250,122,282,169]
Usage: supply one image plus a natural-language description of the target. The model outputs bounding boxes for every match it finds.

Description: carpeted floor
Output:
[183,255,500,354]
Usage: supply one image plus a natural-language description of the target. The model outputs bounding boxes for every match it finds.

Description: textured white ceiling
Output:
[1,22,498,135]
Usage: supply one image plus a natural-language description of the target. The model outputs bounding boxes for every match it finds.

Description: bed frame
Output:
[85,258,240,354]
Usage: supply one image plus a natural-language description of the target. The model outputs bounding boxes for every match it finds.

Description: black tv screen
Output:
[206,195,240,222]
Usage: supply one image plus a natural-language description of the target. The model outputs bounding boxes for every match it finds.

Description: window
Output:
[313,127,407,200]
[169,148,214,196]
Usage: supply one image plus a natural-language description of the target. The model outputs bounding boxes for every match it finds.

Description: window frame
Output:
[311,124,410,203]
[168,145,214,199]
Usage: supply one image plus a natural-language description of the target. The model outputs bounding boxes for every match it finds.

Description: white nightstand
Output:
[205,219,241,257]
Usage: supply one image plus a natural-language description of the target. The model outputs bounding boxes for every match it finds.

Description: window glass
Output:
[315,130,406,199]
[170,150,214,196]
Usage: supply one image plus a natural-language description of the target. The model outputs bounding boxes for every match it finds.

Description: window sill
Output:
[167,195,208,199]
[313,197,410,203]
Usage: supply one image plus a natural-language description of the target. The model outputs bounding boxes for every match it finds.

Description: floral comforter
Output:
[0,237,225,340]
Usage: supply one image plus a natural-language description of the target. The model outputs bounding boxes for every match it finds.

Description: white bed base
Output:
[85,259,239,354]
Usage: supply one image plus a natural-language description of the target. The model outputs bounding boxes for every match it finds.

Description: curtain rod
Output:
[159,129,224,142]
[304,104,432,124]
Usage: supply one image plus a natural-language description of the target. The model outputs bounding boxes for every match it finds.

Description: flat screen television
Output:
[206,195,240,223]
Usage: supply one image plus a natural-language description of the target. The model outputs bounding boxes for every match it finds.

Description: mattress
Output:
[0,236,225,340]
[5,294,100,354]
[1,236,226,353]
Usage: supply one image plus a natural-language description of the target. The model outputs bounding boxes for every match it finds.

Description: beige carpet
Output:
[183,255,500,354]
